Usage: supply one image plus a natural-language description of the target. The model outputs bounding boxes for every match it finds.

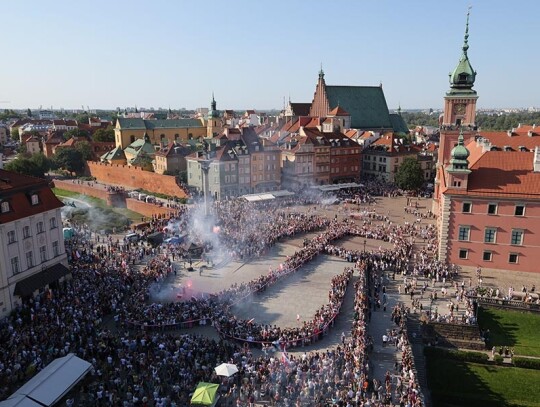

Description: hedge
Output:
[425,346,489,363]
[513,357,540,370]
[493,354,504,365]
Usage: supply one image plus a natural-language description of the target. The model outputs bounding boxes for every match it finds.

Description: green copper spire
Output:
[449,8,476,92]
[448,128,470,171]
[209,93,219,119]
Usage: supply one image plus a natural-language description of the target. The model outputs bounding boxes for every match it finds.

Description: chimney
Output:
[518,123,522,128]
[534,146,540,172]
[528,130,534,137]
[507,130,513,137]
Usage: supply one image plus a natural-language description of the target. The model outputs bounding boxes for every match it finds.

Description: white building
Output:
[0,170,69,317]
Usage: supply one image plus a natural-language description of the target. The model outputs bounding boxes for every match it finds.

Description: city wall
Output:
[86,162,188,198]
[125,198,178,219]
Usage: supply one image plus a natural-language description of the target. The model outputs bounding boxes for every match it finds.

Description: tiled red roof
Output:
[328,106,350,116]
[0,170,63,223]
[465,151,540,198]
[474,129,540,151]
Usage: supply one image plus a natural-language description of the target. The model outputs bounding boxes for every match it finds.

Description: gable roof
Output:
[0,170,63,223]
[325,85,392,129]
[328,106,350,116]
[117,118,203,130]
[101,146,125,161]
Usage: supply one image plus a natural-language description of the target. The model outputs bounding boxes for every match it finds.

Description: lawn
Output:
[478,307,540,357]
[53,188,143,223]
[427,356,540,407]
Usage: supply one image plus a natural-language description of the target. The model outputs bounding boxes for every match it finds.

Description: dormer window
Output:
[1,201,9,213]
[31,194,39,206]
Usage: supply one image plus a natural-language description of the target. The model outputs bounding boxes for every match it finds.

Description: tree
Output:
[26,108,32,117]
[63,128,89,140]
[75,141,93,161]
[4,153,50,178]
[92,127,115,142]
[10,128,19,142]
[53,148,85,174]
[395,157,424,191]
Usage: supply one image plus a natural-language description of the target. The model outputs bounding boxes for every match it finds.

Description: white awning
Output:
[0,354,92,407]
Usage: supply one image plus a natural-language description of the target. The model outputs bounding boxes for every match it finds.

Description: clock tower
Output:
[439,8,478,166]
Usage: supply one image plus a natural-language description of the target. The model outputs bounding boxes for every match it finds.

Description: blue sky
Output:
[1,0,538,110]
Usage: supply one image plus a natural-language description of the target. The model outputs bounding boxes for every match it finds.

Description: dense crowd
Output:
[0,189,436,406]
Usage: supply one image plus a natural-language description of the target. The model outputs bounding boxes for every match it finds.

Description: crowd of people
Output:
[0,187,439,406]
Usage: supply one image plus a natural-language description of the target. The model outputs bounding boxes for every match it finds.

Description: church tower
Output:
[439,9,478,166]
[207,93,222,137]
[309,65,330,117]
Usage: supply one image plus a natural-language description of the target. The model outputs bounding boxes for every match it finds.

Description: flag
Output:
[247,318,255,324]
[296,314,300,322]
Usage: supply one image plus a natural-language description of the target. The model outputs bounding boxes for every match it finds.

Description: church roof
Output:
[389,113,409,134]
[325,86,393,129]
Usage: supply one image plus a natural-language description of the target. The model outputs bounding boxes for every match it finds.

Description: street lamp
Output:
[363,239,367,253]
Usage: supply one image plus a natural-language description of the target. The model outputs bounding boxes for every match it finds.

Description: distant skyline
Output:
[1,0,539,111]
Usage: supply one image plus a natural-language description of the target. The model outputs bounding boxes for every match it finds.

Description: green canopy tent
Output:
[190,382,219,406]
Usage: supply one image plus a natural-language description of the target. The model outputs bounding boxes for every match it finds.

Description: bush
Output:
[425,346,489,363]
[513,357,540,370]
[493,354,504,365]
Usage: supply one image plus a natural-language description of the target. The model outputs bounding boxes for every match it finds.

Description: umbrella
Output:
[191,382,219,406]
[214,362,238,377]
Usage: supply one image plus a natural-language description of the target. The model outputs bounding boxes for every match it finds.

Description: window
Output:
[511,229,524,245]
[23,226,31,239]
[52,241,59,257]
[509,253,519,264]
[484,227,497,243]
[515,205,525,216]
[458,226,470,241]
[458,249,468,259]
[39,246,47,262]
[483,251,492,262]
[487,203,498,215]
[462,202,472,213]
[36,221,44,234]
[31,194,39,205]
[50,217,57,229]
[1,201,9,213]
[26,251,34,268]
[11,257,20,275]
[7,230,16,244]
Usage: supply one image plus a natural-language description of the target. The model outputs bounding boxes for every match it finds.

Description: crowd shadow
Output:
[477,307,519,349]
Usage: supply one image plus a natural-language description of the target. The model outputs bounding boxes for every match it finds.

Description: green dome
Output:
[450,143,470,161]
[448,129,470,171]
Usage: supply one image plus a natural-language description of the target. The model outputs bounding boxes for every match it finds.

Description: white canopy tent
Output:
[242,190,295,202]
[0,354,91,407]
[310,182,364,192]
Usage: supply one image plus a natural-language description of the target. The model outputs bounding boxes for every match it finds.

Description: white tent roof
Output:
[271,190,295,197]
[0,395,42,407]
[0,354,91,407]
[242,193,276,202]
[311,182,364,192]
